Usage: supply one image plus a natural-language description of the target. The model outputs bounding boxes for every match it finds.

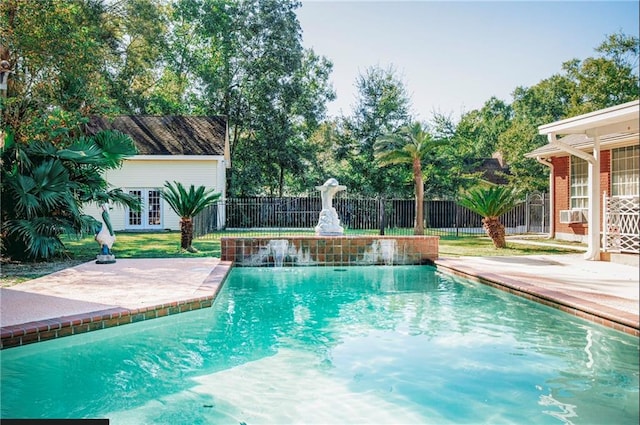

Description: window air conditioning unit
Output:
[559,209,586,224]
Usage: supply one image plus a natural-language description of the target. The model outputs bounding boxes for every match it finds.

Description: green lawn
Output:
[438,235,583,257]
[0,231,584,285]
[63,230,582,259]
[63,231,219,259]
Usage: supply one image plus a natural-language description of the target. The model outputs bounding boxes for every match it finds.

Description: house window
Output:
[611,145,639,197]
[570,156,588,209]
[126,189,163,230]
[148,190,162,226]
[128,190,143,226]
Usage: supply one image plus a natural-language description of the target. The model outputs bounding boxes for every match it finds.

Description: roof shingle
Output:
[86,115,227,156]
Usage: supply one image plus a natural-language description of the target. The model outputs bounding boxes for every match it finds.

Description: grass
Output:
[64,231,219,258]
[0,231,584,286]
[438,235,583,257]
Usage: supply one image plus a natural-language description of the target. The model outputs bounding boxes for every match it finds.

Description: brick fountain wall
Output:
[221,236,439,266]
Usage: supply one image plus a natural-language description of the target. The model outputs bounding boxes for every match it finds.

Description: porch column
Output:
[535,157,554,238]
[585,135,601,260]
[548,133,600,260]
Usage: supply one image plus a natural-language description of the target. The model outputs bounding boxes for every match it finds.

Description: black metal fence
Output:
[194,193,549,238]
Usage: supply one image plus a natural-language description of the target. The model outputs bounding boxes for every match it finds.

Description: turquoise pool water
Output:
[1,265,638,424]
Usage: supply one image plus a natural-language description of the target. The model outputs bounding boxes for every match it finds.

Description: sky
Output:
[296,0,640,121]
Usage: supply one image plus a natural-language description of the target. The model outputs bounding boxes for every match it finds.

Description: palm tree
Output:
[1,129,140,261]
[375,122,444,235]
[161,181,221,252]
[458,185,521,248]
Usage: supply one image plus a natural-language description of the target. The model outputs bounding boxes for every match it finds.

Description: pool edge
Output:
[0,261,234,350]
[435,260,639,337]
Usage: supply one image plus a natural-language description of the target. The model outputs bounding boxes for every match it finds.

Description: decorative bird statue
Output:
[95,203,116,255]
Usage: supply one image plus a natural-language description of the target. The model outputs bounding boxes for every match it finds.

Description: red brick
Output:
[57,327,73,337]
[1,337,23,348]
[21,332,40,344]
[38,330,58,342]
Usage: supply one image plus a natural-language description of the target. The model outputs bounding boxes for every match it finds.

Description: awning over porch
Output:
[529,100,639,261]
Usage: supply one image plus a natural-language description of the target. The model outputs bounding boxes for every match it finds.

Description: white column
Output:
[535,156,554,238]
[584,135,601,260]
[548,133,600,260]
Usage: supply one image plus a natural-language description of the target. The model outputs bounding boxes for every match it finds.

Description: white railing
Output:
[603,192,640,254]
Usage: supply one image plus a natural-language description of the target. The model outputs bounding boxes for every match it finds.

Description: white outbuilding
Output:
[84,115,230,231]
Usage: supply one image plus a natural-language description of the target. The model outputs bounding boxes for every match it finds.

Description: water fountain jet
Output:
[269,240,289,268]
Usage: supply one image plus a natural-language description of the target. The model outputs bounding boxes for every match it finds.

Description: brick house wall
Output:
[552,150,613,238]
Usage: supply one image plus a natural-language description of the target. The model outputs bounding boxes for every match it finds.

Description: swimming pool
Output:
[1,265,638,424]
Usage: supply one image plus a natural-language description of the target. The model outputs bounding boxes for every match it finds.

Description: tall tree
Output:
[1,0,117,139]
[101,0,170,113]
[176,0,334,196]
[287,119,348,194]
[375,122,444,235]
[500,34,638,192]
[428,111,478,198]
[336,65,412,196]
[455,97,513,159]
[498,74,576,192]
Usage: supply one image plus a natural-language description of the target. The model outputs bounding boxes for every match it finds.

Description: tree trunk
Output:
[379,196,385,235]
[278,163,284,198]
[482,217,506,248]
[180,217,195,251]
[413,159,424,235]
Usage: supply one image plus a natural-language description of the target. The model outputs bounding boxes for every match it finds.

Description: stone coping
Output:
[0,261,233,349]
[436,261,639,337]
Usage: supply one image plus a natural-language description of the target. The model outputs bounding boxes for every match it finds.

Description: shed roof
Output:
[466,157,510,184]
[86,115,227,156]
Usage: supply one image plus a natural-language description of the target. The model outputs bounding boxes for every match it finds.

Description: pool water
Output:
[1,266,638,424]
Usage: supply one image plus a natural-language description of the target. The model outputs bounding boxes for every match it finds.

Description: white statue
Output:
[315,178,347,236]
[95,203,116,264]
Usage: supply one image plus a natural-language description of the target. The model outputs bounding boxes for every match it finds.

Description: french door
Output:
[126,189,163,230]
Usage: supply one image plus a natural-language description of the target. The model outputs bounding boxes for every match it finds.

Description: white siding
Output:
[83,203,129,231]
[82,203,107,228]
[83,156,225,231]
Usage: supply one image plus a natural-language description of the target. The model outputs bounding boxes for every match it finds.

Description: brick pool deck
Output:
[1,258,232,349]
[436,254,639,337]
[1,254,638,349]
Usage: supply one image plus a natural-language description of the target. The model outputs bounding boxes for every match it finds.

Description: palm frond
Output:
[161,181,221,218]
[24,141,59,158]
[93,130,138,168]
[374,122,445,167]
[57,137,105,164]
[458,186,521,218]
[4,217,71,260]
[31,159,74,211]
[7,174,39,218]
